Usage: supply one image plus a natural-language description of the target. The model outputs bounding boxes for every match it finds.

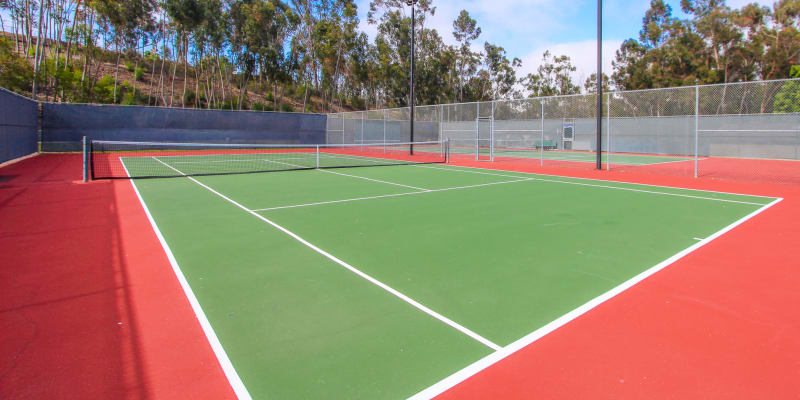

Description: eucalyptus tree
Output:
[483,42,520,100]
[96,0,156,102]
[452,9,480,102]
[164,0,206,106]
[522,51,580,97]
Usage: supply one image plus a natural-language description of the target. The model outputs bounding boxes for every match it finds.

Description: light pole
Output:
[596,0,603,170]
[407,0,418,155]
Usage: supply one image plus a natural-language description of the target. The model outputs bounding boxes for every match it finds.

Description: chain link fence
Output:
[328,78,800,184]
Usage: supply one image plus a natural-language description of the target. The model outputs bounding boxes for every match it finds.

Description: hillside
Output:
[1,32,353,114]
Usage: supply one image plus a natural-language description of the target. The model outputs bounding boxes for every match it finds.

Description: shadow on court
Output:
[0,154,149,399]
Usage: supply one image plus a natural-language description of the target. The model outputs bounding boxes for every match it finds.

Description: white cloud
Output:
[520,40,624,86]
[356,0,580,55]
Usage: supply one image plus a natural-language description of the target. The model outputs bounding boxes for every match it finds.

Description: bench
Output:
[534,140,558,150]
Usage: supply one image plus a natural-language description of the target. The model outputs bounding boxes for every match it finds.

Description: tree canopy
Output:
[0,0,797,111]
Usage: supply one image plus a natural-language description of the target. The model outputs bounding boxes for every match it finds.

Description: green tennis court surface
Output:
[128,161,774,399]
[446,145,695,165]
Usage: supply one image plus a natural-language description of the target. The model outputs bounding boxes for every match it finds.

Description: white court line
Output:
[149,156,503,353]
[489,151,699,166]
[415,165,770,206]
[122,160,253,400]
[622,157,705,167]
[409,196,783,400]
[319,169,428,191]
[171,156,314,165]
[421,163,777,200]
[251,178,534,212]
[246,154,430,191]
[495,152,696,166]
[156,150,316,159]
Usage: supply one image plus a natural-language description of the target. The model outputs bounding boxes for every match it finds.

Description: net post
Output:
[82,136,88,182]
[694,85,699,178]
[316,145,320,169]
[360,111,364,151]
[445,139,450,163]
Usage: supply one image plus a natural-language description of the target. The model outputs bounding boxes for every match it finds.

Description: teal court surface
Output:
[126,159,777,399]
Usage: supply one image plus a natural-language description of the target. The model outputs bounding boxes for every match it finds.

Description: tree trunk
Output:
[148,46,157,105]
[24,0,32,58]
[279,83,285,111]
[132,53,139,99]
[13,16,20,55]
[158,33,167,106]
[217,55,226,108]
[181,34,187,108]
[302,76,308,112]
[31,0,46,97]
[195,52,201,108]
[170,35,178,107]
[113,44,120,103]
[328,37,344,112]
[65,0,81,69]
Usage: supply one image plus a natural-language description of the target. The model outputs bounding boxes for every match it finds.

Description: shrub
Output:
[0,38,34,93]
[92,75,116,103]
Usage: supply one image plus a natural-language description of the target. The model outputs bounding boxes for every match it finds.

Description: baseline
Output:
[415,165,771,205]
[409,196,782,399]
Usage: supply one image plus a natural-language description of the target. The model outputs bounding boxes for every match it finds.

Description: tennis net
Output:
[88,140,449,179]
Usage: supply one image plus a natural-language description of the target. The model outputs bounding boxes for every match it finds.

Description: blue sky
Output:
[356,0,773,83]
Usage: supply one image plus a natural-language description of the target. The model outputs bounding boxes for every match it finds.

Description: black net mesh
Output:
[90,140,447,179]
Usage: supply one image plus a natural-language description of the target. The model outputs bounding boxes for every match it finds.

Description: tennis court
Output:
[116,144,777,399]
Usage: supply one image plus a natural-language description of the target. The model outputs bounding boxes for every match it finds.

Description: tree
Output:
[0,37,33,92]
[452,10,480,102]
[584,73,611,93]
[482,42,520,100]
[774,65,800,112]
[522,50,579,97]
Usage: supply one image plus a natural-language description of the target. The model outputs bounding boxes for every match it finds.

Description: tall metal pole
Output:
[409,1,416,155]
[596,0,603,170]
[695,85,699,178]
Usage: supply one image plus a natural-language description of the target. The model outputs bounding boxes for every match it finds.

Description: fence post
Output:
[490,100,495,162]
[606,93,611,170]
[695,85,699,178]
[477,103,481,161]
[540,100,545,166]
[383,110,386,154]
[439,104,443,144]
